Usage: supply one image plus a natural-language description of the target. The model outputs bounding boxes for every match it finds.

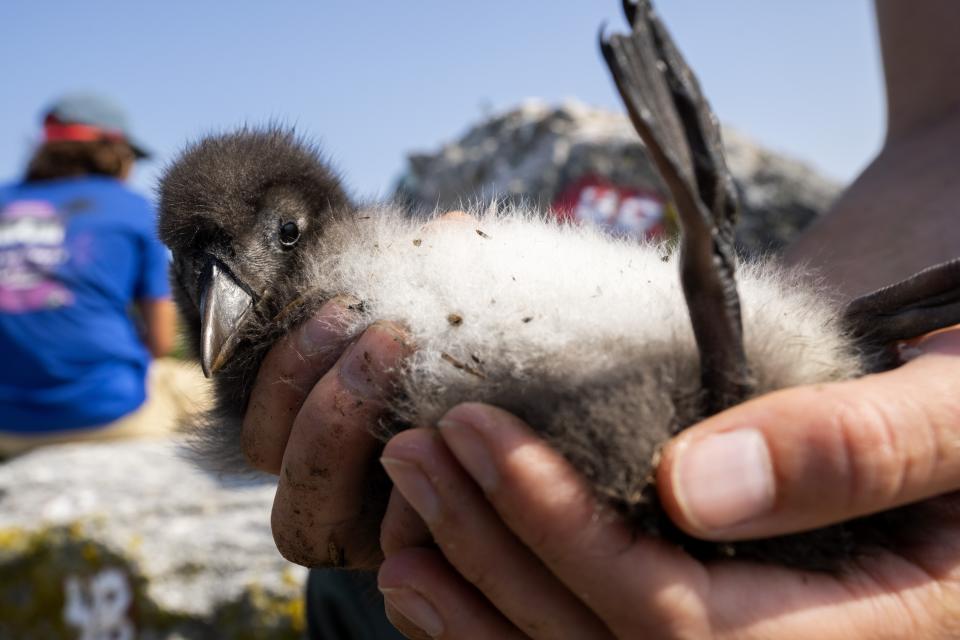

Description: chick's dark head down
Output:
[159,128,353,468]
[159,128,351,375]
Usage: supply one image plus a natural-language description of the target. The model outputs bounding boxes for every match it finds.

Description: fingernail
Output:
[672,429,775,531]
[338,323,405,398]
[296,296,359,354]
[339,340,378,396]
[437,416,499,491]
[381,587,444,638]
[297,317,340,355]
[381,458,441,523]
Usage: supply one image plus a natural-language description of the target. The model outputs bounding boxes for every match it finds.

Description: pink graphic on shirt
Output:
[0,200,74,312]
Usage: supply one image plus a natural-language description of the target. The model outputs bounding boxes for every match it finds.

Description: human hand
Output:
[241,296,411,569]
[377,327,960,639]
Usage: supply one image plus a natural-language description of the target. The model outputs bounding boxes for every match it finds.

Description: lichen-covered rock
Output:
[394,100,841,254]
[0,440,306,639]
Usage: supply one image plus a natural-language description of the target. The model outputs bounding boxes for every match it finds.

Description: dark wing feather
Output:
[844,257,960,366]
[601,0,751,414]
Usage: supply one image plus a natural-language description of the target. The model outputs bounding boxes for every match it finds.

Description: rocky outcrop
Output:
[395,100,841,254]
[0,439,307,639]
[722,127,841,255]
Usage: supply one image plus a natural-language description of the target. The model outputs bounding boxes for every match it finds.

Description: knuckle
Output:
[831,390,911,509]
[832,379,960,510]
[901,383,960,495]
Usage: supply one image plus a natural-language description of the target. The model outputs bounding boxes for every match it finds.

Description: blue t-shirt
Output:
[0,176,170,432]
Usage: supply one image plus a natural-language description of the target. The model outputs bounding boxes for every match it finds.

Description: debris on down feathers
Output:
[160,128,913,571]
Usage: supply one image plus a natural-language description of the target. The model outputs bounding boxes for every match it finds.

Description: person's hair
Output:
[24,139,135,182]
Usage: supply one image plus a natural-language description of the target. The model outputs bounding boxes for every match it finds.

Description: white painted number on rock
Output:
[63,568,135,640]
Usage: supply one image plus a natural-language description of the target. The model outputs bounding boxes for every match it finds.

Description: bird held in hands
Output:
[157,0,960,571]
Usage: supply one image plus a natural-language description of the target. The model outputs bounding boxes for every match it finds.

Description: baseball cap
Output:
[42,92,152,159]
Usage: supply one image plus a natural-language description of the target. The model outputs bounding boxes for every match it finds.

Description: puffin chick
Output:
[157,1,960,571]
[159,126,940,571]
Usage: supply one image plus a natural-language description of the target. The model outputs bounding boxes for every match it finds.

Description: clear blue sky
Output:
[0,1,884,201]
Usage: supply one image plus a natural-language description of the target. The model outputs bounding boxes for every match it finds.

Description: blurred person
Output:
[0,93,202,457]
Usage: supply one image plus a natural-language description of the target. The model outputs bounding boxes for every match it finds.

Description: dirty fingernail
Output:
[381,458,441,523]
[381,588,444,638]
[339,341,377,396]
[297,296,359,354]
[338,323,405,397]
[673,429,775,531]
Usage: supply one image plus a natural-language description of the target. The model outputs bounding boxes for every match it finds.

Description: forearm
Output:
[876,0,960,144]
[784,0,960,298]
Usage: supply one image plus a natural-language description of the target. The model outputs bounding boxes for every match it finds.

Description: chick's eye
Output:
[279,221,300,247]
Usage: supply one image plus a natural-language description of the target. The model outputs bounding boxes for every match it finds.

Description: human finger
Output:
[658,327,960,541]
[380,486,432,557]
[380,428,612,639]
[435,403,711,638]
[241,296,358,473]
[271,321,411,569]
[379,547,529,640]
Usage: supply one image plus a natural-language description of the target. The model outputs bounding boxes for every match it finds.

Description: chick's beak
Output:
[199,259,254,378]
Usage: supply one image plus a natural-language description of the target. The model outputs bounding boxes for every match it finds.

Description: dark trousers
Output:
[305,569,407,640]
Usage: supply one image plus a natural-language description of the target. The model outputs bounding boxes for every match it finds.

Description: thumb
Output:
[657,327,960,541]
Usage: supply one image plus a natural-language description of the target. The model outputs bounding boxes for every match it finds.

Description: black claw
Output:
[597,22,611,51]
[844,257,960,359]
[621,0,639,26]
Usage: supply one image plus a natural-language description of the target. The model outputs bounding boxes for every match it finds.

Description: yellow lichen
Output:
[0,522,306,639]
